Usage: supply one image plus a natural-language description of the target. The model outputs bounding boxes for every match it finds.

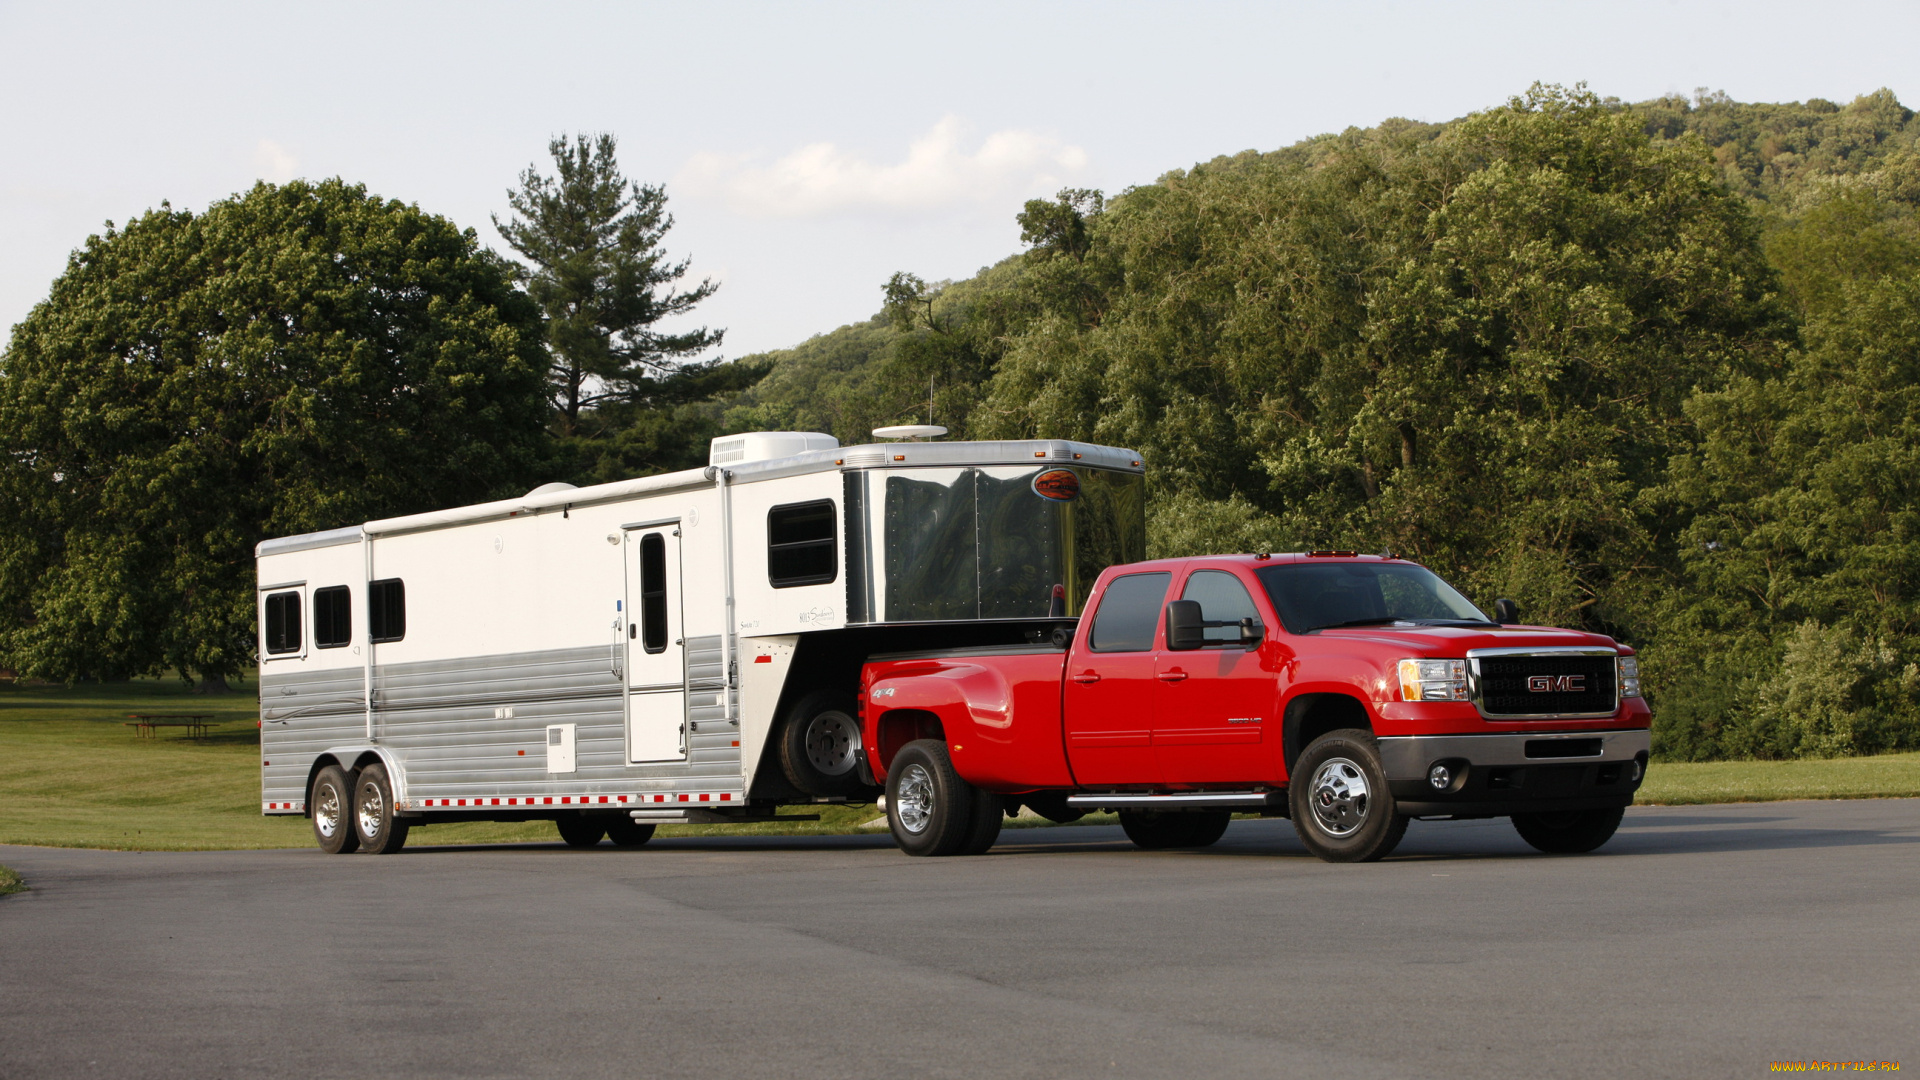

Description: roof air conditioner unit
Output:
[708,431,839,467]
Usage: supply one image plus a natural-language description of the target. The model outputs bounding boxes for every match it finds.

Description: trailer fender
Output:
[303,746,410,817]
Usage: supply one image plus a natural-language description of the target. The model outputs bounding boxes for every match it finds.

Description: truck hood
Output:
[1311,624,1625,655]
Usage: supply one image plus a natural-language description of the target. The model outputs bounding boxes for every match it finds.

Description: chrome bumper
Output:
[1377,729,1650,779]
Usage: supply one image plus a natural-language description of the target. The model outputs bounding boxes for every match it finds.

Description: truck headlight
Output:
[1397,659,1468,701]
[1617,655,1642,698]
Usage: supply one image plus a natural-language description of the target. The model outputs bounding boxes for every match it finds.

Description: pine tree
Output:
[495,134,722,432]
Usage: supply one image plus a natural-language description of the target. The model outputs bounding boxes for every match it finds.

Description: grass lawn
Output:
[3,675,1914,854]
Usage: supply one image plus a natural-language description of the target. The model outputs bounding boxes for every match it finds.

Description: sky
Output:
[3,0,1918,360]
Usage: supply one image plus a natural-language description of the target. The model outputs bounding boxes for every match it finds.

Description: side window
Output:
[1088,572,1171,652]
[264,591,302,655]
[639,533,668,653]
[1181,570,1260,643]
[313,586,351,649]
[768,500,837,588]
[368,578,406,643]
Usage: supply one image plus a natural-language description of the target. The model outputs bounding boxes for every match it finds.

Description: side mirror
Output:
[1166,600,1205,650]
[1239,617,1265,650]
[1493,598,1520,625]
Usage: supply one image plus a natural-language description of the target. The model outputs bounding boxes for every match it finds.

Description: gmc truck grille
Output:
[1474,655,1617,717]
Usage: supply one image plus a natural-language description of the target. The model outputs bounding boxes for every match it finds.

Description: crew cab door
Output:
[1153,568,1280,784]
[1062,571,1171,785]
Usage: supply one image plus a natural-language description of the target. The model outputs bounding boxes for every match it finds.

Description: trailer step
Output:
[1065,791,1281,810]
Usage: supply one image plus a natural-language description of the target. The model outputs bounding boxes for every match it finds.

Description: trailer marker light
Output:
[893,454,905,461]
[731,740,740,747]
[754,654,772,663]
[1035,451,1047,458]
[518,750,525,755]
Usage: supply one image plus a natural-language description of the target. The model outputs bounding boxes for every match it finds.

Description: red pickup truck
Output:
[860,553,1651,862]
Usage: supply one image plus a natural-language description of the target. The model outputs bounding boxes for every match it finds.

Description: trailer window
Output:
[313,586,351,648]
[264,591,302,654]
[368,578,406,643]
[768,501,837,588]
[1088,572,1170,652]
[639,533,668,653]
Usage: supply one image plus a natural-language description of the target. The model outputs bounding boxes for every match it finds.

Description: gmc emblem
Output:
[1527,675,1585,693]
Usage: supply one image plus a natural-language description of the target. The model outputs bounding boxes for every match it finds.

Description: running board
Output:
[1065,792,1281,810]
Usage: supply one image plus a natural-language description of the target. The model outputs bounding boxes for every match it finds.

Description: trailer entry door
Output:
[625,525,688,763]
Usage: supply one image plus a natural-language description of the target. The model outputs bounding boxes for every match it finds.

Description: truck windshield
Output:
[1254,562,1491,634]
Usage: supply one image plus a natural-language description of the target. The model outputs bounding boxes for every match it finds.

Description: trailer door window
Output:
[1088,572,1171,652]
[313,586,351,648]
[639,533,668,653]
[264,591,302,654]
[768,500,837,588]
[368,578,406,643]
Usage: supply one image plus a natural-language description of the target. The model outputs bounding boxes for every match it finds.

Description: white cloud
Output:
[677,115,1088,219]
[253,140,298,183]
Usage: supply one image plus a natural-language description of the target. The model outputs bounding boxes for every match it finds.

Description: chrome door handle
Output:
[1157,671,1188,682]
[1072,673,1101,684]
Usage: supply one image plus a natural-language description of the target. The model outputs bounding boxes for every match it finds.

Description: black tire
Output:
[959,789,1005,855]
[351,763,409,855]
[310,765,359,855]
[1119,810,1231,850]
[604,815,657,848]
[778,690,868,797]
[1288,729,1408,863]
[885,740,977,857]
[555,814,606,848]
[1512,806,1626,854]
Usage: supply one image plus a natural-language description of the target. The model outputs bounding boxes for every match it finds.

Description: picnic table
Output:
[124,714,215,738]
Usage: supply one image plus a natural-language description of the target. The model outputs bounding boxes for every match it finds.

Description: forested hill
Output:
[726,87,1919,444]
[720,86,1920,762]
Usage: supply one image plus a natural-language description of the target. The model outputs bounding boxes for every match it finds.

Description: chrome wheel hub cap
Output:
[1310,757,1370,837]
[357,783,384,839]
[315,784,341,838]
[804,711,860,776]
[895,764,935,834]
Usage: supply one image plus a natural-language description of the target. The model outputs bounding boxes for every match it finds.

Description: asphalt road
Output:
[2,800,1916,1080]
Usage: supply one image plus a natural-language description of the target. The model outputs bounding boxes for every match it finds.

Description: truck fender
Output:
[1279,688,1375,776]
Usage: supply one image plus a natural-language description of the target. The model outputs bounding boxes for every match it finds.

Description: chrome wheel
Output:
[1310,756,1370,837]
[803,710,860,777]
[314,782,342,839]
[356,780,385,839]
[895,763,935,834]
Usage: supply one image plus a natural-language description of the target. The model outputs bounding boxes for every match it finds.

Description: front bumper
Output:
[1377,729,1650,817]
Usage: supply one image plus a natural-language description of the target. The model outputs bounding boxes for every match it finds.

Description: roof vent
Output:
[525,482,577,498]
[708,431,839,467]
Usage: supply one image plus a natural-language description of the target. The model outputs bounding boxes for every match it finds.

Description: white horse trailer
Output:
[258,433,1146,852]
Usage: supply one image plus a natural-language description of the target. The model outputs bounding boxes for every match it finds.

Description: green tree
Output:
[0,180,549,687]
[495,133,722,433]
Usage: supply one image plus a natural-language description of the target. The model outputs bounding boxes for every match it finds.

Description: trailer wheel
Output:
[1511,806,1625,854]
[604,816,657,848]
[778,691,868,797]
[310,765,359,855]
[1119,810,1231,850]
[351,764,409,855]
[1287,729,1408,863]
[959,789,1005,855]
[555,814,605,848]
[885,740,976,857]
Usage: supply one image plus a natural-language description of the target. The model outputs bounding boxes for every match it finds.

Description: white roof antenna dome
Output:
[525,481,578,498]
[872,425,948,441]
